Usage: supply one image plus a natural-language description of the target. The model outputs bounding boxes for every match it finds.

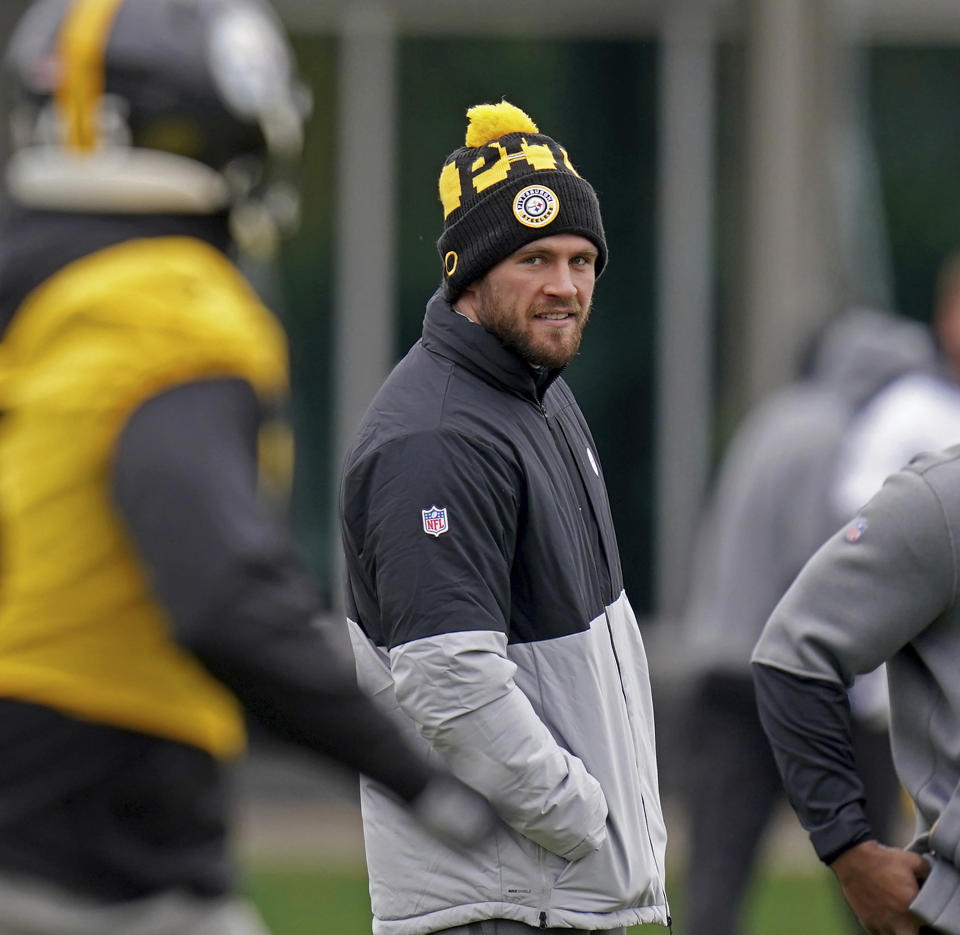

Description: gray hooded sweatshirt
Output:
[753,445,960,932]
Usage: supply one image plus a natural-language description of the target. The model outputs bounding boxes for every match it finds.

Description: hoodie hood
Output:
[806,307,936,412]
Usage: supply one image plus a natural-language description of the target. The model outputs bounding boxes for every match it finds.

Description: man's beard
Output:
[476,286,591,370]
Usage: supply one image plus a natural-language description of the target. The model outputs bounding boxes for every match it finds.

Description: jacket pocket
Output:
[909,853,960,934]
[541,844,571,889]
[498,824,569,905]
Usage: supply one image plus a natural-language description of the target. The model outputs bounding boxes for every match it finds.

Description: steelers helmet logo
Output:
[512,185,559,228]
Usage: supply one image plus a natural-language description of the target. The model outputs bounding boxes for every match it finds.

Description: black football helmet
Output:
[3,0,310,256]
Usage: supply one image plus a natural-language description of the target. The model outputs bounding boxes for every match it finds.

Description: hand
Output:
[410,772,497,850]
[830,840,931,934]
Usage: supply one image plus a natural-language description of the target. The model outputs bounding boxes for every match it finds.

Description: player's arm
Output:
[752,669,932,935]
[111,378,493,842]
[752,664,873,861]
[752,467,954,930]
[752,661,930,934]
[345,430,607,861]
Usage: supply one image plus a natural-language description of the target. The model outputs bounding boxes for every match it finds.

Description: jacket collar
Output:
[420,289,562,402]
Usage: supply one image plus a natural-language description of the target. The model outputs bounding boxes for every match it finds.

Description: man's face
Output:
[458,234,598,369]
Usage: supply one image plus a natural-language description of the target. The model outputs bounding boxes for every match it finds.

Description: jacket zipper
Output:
[539,402,608,604]
[536,398,668,932]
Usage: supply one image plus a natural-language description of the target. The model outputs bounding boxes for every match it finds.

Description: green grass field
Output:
[245,862,854,935]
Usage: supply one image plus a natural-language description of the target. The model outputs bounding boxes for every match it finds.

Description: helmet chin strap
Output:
[5,147,232,213]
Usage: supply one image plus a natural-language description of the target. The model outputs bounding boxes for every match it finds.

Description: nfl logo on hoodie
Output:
[422,505,449,537]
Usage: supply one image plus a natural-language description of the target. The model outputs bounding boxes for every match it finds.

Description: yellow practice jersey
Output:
[0,236,290,758]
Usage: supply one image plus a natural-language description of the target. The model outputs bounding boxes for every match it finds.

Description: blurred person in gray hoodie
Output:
[682,307,936,935]
[832,254,960,518]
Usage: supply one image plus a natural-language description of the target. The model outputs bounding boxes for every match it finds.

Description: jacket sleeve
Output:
[751,466,956,859]
[752,662,873,862]
[111,378,435,801]
[347,429,608,861]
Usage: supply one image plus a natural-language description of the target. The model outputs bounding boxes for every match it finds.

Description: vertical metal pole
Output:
[739,0,832,407]
[0,1,33,166]
[826,0,894,313]
[654,1,716,619]
[330,3,397,611]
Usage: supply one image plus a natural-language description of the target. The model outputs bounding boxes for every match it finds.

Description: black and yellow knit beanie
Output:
[437,100,607,301]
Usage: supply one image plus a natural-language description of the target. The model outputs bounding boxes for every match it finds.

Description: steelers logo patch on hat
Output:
[513,185,559,228]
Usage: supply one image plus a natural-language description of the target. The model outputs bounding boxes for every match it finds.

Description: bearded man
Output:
[338,100,670,935]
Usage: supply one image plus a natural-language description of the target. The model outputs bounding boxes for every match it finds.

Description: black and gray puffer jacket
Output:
[340,291,669,934]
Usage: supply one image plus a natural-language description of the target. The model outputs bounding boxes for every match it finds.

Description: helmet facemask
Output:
[3,0,310,259]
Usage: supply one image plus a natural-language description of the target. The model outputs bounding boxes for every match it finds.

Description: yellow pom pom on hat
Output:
[437,99,607,301]
[463,100,539,147]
